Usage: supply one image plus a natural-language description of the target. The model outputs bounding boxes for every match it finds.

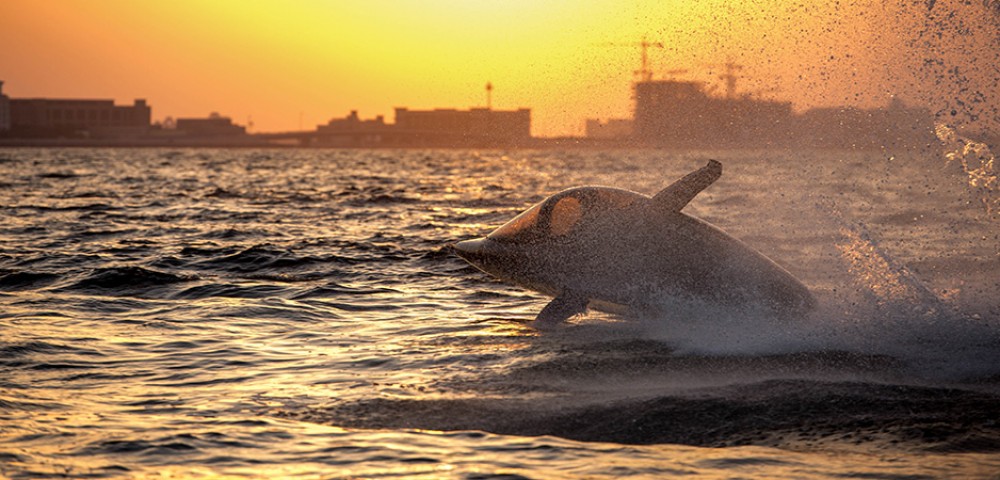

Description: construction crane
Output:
[662,69,689,80]
[705,61,744,99]
[602,37,665,82]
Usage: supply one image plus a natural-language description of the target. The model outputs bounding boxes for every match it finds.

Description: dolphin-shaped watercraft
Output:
[453,160,815,325]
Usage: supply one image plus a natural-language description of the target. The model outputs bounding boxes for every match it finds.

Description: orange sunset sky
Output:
[1,0,997,137]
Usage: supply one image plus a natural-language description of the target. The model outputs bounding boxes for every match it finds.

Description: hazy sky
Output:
[1,0,996,136]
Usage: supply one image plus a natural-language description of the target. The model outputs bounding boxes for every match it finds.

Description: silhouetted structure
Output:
[603,38,665,82]
[633,80,795,148]
[394,107,531,147]
[0,82,10,132]
[294,107,531,147]
[5,90,150,138]
[175,113,246,137]
[796,98,937,149]
[631,79,936,149]
[0,76,947,149]
[313,110,390,146]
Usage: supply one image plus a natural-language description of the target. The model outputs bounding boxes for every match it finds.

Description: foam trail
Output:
[823,208,1000,380]
[627,203,954,358]
[623,201,1000,383]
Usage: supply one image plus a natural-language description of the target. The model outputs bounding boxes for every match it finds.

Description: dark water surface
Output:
[2,147,999,478]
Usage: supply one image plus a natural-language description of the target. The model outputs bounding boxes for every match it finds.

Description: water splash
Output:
[827,214,1000,380]
[936,123,999,220]
[834,221,948,317]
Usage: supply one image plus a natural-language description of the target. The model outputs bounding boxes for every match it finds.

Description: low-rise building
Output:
[175,113,246,137]
[318,110,388,133]
[309,107,532,147]
[313,110,391,146]
[6,89,150,137]
[394,107,531,146]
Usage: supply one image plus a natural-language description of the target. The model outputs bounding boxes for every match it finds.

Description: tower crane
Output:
[705,61,744,99]
[602,37,665,82]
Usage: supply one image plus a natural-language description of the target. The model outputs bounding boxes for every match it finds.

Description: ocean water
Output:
[1,145,999,479]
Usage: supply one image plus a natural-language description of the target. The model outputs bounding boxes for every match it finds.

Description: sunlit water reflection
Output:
[1,147,999,478]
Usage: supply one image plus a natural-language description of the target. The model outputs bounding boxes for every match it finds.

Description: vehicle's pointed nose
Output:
[453,237,518,281]
[453,238,487,262]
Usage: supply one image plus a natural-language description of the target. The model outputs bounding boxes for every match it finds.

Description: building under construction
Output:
[594,41,938,149]
[631,78,936,149]
[633,79,797,148]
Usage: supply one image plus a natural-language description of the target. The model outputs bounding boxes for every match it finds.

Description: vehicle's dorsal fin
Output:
[533,290,588,327]
[651,160,722,213]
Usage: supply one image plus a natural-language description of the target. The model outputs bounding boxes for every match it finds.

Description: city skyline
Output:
[1,1,997,137]
[0,76,943,151]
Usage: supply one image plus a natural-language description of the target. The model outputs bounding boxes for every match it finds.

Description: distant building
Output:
[633,80,795,148]
[0,81,10,132]
[314,110,390,146]
[305,108,531,147]
[6,93,151,138]
[585,118,633,139]
[632,79,935,149]
[175,113,246,137]
[797,98,937,149]
[318,110,388,133]
[394,107,531,147]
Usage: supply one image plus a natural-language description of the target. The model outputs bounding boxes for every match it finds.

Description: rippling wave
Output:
[1,148,999,479]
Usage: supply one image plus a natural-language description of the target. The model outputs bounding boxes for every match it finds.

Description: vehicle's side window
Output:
[549,196,582,236]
